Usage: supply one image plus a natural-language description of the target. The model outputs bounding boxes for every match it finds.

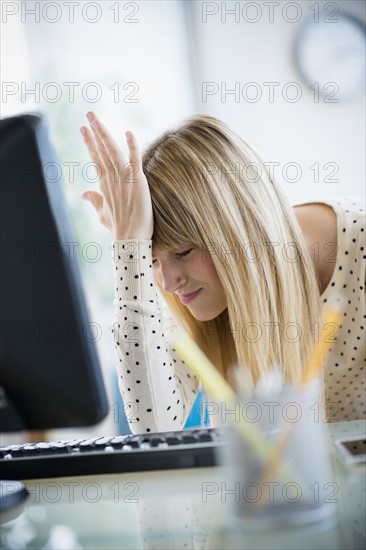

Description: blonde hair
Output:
[142,115,320,386]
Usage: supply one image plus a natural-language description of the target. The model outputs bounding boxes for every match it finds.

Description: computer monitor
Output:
[0,113,109,432]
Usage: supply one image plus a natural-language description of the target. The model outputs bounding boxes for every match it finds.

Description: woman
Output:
[80,112,365,432]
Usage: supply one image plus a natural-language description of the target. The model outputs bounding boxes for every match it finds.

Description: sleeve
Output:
[110,240,200,434]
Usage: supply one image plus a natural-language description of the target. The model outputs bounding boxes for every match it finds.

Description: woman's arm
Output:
[111,239,199,433]
[294,203,337,294]
[80,112,199,433]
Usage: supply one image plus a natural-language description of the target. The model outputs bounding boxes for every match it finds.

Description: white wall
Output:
[185,0,365,205]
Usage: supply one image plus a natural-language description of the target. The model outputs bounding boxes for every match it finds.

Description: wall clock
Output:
[296,12,366,100]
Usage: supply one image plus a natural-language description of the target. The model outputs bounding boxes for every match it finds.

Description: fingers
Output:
[81,190,104,212]
[81,191,111,230]
[80,121,111,195]
[87,112,127,170]
[85,114,112,172]
[125,130,142,169]
[80,125,103,170]
[80,112,143,189]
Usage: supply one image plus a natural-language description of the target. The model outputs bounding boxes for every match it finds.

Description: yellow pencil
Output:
[302,306,342,384]
[173,331,296,483]
[257,304,343,494]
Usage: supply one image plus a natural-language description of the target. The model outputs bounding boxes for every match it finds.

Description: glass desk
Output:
[1,420,365,550]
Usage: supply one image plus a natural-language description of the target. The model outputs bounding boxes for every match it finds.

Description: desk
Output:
[1,420,365,550]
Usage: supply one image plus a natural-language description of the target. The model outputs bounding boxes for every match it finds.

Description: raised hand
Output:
[80,112,153,240]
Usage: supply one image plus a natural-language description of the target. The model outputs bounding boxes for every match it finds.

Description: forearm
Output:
[110,240,199,434]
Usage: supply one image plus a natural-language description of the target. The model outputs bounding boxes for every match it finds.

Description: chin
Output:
[189,306,227,322]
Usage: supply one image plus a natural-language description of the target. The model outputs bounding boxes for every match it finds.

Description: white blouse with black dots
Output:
[306,196,365,422]
[111,196,365,432]
[110,240,199,434]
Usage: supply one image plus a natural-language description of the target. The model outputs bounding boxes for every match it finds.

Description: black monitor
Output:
[0,113,109,433]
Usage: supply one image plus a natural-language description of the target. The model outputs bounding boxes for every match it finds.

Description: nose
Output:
[157,261,187,294]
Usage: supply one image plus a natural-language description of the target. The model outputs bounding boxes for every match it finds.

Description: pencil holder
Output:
[218,378,337,528]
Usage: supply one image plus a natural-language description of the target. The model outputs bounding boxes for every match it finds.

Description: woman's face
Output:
[152,245,227,321]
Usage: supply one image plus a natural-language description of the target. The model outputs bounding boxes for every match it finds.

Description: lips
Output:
[178,288,203,304]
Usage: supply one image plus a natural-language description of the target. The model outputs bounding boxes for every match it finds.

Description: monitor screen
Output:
[0,113,109,432]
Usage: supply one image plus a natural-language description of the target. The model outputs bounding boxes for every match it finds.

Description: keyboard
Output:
[0,428,225,480]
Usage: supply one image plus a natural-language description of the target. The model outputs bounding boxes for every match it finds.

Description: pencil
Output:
[173,331,297,483]
[257,304,343,498]
[302,306,342,384]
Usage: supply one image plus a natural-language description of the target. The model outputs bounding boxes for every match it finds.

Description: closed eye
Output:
[152,247,194,264]
[176,248,193,258]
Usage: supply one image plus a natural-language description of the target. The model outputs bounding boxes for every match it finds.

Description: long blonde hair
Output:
[142,115,320,386]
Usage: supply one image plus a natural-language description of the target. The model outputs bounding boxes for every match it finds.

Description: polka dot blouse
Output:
[313,197,365,421]
[110,240,199,434]
[111,197,365,433]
